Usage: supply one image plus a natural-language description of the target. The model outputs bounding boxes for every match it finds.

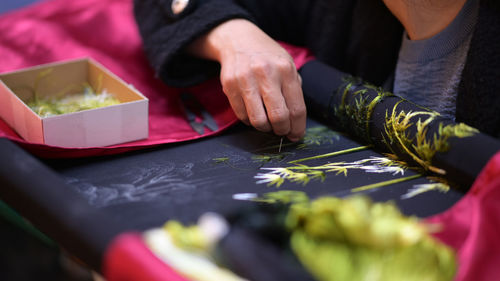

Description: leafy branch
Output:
[255,156,407,187]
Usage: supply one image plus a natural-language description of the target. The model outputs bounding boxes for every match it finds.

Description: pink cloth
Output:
[427,151,500,281]
[0,0,314,158]
[103,233,190,281]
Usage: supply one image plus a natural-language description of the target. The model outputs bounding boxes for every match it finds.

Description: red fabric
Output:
[428,151,500,281]
[0,0,314,158]
[103,233,189,281]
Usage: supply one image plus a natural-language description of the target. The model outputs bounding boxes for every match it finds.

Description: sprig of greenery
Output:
[383,101,478,174]
[289,145,372,164]
[297,126,341,149]
[334,78,477,177]
[213,157,230,164]
[255,156,407,187]
[334,80,394,142]
[350,174,423,193]
[212,157,255,171]
[401,182,450,199]
[335,87,370,141]
[252,152,293,164]
[251,126,342,153]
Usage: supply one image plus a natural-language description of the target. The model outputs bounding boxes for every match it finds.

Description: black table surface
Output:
[0,117,464,271]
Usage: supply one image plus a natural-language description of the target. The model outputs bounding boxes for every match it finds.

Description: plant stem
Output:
[365,91,393,140]
[252,142,296,152]
[288,145,372,164]
[350,174,422,193]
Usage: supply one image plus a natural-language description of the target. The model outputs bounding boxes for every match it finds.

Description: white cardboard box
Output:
[0,58,148,148]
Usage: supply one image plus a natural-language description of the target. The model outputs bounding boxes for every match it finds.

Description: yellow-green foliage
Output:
[297,126,340,149]
[27,86,120,117]
[334,80,394,142]
[163,221,209,252]
[255,154,405,188]
[282,193,457,281]
[384,101,478,174]
[24,68,120,117]
[252,190,310,204]
[160,191,457,281]
[334,79,477,176]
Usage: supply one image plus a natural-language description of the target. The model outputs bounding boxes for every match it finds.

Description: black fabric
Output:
[134,0,500,138]
[0,138,123,271]
[42,119,463,223]
[159,0,198,21]
[299,60,346,122]
[215,227,315,281]
[300,60,500,189]
[455,0,500,138]
[1,117,466,270]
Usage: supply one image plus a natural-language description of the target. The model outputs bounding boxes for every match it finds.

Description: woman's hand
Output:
[187,19,306,142]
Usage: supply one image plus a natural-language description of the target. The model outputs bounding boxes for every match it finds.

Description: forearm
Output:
[134,0,311,140]
[133,0,253,87]
[186,19,274,62]
[187,16,306,140]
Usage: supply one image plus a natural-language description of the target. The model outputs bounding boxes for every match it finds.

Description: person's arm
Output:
[133,0,316,86]
[187,19,306,140]
[133,0,254,87]
[134,0,317,140]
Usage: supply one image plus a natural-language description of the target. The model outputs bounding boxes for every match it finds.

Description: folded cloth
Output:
[0,0,313,158]
[427,150,500,281]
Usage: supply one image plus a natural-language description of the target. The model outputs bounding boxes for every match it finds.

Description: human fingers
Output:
[253,58,291,136]
[237,67,272,132]
[221,67,249,125]
[281,62,306,142]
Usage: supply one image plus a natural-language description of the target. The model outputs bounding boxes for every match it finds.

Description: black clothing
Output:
[133,0,500,138]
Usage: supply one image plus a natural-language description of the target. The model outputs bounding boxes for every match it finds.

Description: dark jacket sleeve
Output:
[133,0,321,87]
[133,0,252,87]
